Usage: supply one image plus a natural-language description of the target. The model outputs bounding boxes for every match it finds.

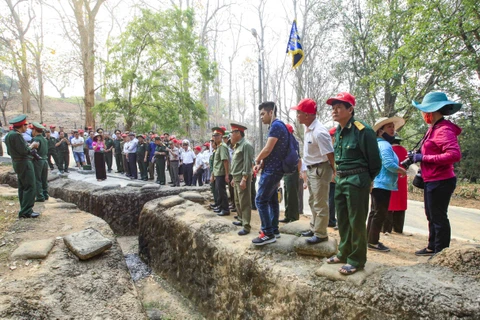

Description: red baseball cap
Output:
[285,123,294,133]
[329,127,337,136]
[326,92,356,107]
[291,98,317,114]
[194,146,201,151]
[203,142,210,148]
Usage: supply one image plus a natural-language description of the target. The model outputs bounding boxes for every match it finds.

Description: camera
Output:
[400,151,415,169]
[30,148,42,161]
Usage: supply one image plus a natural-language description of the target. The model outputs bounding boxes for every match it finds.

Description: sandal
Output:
[326,256,344,264]
[339,264,361,276]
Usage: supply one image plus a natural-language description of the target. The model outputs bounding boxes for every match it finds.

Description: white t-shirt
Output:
[181,148,196,164]
[303,118,334,165]
[71,137,84,153]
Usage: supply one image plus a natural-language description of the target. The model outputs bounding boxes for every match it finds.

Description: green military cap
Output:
[223,130,230,138]
[9,114,27,126]
[32,122,46,130]
[211,126,226,136]
[137,134,145,139]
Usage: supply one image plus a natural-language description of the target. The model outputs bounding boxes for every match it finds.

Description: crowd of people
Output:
[3,90,463,277]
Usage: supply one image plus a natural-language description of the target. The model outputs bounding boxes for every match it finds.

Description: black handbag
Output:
[412,169,424,189]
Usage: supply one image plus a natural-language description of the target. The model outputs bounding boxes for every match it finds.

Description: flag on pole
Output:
[286,20,304,69]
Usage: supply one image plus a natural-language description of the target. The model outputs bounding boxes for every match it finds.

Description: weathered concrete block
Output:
[141,184,160,190]
[201,219,236,234]
[11,238,55,260]
[279,220,310,235]
[45,202,78,210]
[63,228,113,260]
[293,237,337,257]
[179,191,205,203]
[250,234,297,254]
[77,169,95,175]
[315,261,381,286]
[158,196,185,208]
[126,182,144,187]
[102,184,121,191]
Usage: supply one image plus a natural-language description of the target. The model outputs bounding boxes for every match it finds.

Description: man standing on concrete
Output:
[280,123,301,223]
[31,123,49,202]
[71,130,86,169]
[55,127,71,174]
[229,123,254,236]
[85,131,95,170]
[325,92,381,276]
[126,133,139,179]
[136,134,148,181]
[4,115,40,218]
[113,130,124,173]
[154,137,168,185]
[104,132,114,173]
[252,101,289,246]
[211,126,230,216]
[45,130,58,170]
[291,98,335,244]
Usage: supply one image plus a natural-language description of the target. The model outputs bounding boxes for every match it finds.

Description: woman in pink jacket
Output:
[408,92,462,256]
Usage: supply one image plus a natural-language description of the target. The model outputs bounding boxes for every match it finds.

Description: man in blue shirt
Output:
[85,131,95,170]
[252,101,288,246]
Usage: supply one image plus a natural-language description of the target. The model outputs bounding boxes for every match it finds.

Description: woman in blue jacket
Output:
[367,117,407,252]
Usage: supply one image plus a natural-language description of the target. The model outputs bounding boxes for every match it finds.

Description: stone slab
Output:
[293,237,337,257]
[77,170,95,175]
[141,184,160,190]
[179,191,205,203]
[315,262,381,286]
[0,156,12,163]
[11,238,55,260]
[102,184,121,191]
[158,196,185,208]
[45,203,78,210]
[126,182,144,187]
[63,228,113,260]
[279,220,311,235]
[250,234,297,254]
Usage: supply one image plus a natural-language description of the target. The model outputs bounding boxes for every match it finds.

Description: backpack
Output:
[280,122,300,175]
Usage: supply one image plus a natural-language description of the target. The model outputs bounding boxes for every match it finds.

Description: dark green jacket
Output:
[5,130,32,161]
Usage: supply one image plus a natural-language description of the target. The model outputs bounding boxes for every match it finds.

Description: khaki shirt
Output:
[213,143,229,176]
[230,138,254,177]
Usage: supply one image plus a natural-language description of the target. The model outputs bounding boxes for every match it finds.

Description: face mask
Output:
[423,112,434,124]
[381,132,395,143]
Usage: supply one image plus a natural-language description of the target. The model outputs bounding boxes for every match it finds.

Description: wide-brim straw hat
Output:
[412,92,462,115]
[373,116,405,132]
[93,133,102,141]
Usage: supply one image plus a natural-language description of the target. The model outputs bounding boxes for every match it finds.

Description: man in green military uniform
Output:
[113,130,124,173]
[31,122,49,202]
[229,123,254,235]
[45,130,58,170]
[153,137,168,185]
[211,126,230,216]
[4,115,40,218]
[104,132,114,173]
[136,135,148,181]
[325,92,381,275]
[55,129,70,173]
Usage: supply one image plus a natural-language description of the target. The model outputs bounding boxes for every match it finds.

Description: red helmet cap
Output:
[326,92,356,107]
[291,98,317,114]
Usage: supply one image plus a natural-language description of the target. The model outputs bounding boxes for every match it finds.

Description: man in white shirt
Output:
[126,133,138,179]
[70,131,86,168]
[291,98,335,244]
[49,125,59,139]
[193,146,206,186]
[181,139,196,186]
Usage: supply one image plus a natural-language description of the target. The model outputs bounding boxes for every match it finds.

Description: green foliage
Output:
[95,8,216,133]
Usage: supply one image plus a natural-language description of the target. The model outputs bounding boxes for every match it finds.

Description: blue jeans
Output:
[255,171,283,236]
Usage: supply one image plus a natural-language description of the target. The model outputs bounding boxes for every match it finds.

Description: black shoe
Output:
[252,207,257,210]
[328,224,337,228]
[279,218,292,223]
[217,211,230,216]
[306,236,328,244]
[19,212,40,219]
[210,203,217,209]
[252,233,276,246]
[234,215,240,220]
[35,198,45,202]
[213,208,221,213]
[368,242,390,252]
[274,230,281,238]
[231,208,237,212]
[44,196,49,200]
[415,247,435,256]
[232,221,242,226]
[301,230,314,237]
[238,229,250,236]
[64,170,69,173]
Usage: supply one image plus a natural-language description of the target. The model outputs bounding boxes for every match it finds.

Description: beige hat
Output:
[373,116,405,132]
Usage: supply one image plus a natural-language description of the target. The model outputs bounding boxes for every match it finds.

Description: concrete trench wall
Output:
[138,197,480,320]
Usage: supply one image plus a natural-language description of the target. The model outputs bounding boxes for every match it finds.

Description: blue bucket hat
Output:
[412,92,462,115]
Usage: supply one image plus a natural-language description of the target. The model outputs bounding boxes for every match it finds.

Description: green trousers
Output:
[105,151,113,171]
[137,158,148,179]
[115,153,124,172]
[211,180,217,205]
[155,158,166,184]
[283,171,300,221]
[33,160,49,201]
[233,175,252,231]
[57,151,69,171]
[335,171,371,269]
[13,160,36,217]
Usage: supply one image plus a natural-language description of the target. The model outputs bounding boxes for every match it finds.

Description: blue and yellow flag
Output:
[286,20,304,69]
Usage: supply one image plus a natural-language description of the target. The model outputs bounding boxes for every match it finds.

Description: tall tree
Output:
[1,0,34,114]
